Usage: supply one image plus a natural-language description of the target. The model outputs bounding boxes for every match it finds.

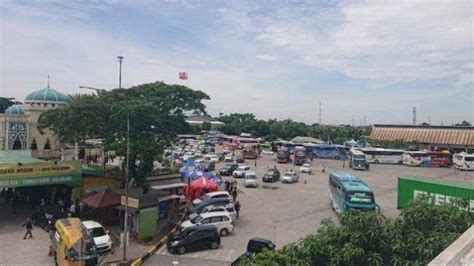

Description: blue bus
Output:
[312,145,348,159]
[328,171,380,215]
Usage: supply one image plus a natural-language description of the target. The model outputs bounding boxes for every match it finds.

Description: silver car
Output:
[244,171,257,188]
[282,171,299,183]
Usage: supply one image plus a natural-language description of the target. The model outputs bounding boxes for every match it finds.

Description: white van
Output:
[453,152,474,170]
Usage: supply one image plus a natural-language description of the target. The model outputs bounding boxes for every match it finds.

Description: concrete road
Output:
[146,151,465,265]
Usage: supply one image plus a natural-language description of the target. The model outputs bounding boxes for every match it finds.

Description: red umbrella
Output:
[186,176,218,200]
[82,189,121,209]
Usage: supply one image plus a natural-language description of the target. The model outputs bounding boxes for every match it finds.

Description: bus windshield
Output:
[352,155,366,159]
[346,191,374,204]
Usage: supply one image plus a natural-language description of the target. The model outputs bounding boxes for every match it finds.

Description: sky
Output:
[0,0,473,125]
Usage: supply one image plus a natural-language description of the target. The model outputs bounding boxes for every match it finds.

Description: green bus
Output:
[328,171,380,215]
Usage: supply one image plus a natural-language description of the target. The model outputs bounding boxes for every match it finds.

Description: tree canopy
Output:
[244,198,473,266]
[39,81,210,189]
[216,113,371,143]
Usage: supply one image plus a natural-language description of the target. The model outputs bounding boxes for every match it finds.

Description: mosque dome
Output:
[25,87,71,104]
[4,105,24,115]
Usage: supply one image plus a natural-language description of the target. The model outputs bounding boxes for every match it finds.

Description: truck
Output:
[293,146,307,166]
[276,149,290,163]
[397,176,474,210]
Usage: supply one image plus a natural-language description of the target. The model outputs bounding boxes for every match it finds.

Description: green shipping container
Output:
[397,176,474,209]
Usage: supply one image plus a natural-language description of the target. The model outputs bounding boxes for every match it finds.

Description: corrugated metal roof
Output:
[370,125,474,146]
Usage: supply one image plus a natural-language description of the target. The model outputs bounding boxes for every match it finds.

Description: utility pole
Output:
[363,115,366,126]
[118,55,130,263]
[413,107,417,125]
[318,101,322,125]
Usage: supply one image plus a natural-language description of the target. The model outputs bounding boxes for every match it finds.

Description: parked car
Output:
[188,198,232,215]
[191,203,237,221]
[299,163,312,174]
[31,205,64,232]
[220,163,239,176]
[282,171,299,183]
[182,152,195,161]
[233,166,251,178]
[222,149,231,155]
[180,212,234,236]
[224,154,233,162]
[206,154,220,163]
[167,225,220,254]
[234,155,245,163]
[202,160,215,172]
[244,171,257,188]
[193,191,231,205]
[262,169,280,183]
[262,150,274,155]
[82,220,112,254]
[231,238,275,266]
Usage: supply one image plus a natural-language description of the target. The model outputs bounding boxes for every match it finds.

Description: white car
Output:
[299,163,312,174]
[244,171,257,188]
[182,152,195,161]
[222,149,231,155]
[207,154,220,163]
[197,204,237,221]
[82,220,112,253]
[233,166,251,178]
[180,212,234,236]
[282,171,299,183]
[224,154,233,162]
[262,150,274,155]
[192,191,231,205]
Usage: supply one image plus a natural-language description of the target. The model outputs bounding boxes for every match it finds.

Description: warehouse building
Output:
[370,125,474,150]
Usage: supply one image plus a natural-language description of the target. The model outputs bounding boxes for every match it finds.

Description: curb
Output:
[130,213,186,266]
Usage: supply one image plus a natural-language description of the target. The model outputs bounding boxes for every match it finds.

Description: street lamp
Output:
[79,84,130,262]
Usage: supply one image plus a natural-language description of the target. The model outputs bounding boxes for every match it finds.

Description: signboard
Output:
[0,161,82,188]
[121,196,139,209]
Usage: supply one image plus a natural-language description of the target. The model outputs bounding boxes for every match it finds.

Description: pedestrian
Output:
[311,154,314,162]
[69,204,76,217]
[342,158,346,168]
[22,218,33,239]
[234,200,241,220]
[321,163,326,174]
[225,180,230,192]
[254,159,257,167]
[232,186,238,202]
[79,201,85,218]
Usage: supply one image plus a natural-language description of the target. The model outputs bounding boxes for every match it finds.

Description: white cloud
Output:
[255,54,277,61]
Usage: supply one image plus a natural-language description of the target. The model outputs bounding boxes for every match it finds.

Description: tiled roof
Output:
[370,125,474,146]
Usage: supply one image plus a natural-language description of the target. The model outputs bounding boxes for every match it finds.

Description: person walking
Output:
[22,218,33,239]
[234,200,241,220]
[321,163,326,174]
[231,186,238,202]
[254,158,257,167]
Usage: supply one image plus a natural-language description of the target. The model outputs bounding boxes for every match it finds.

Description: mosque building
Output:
[0,82,71,154]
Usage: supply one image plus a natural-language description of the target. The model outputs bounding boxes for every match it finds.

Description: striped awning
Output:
[370,125,474,146]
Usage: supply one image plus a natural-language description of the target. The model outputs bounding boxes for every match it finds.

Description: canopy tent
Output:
[82,188,121,209]
[185,176,218,200]
[180,160,223,185]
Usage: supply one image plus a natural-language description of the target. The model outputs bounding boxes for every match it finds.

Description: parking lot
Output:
[148,150,471,265]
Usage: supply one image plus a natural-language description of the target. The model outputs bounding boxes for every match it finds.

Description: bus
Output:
[453,152,474,170]
[276,148,290,163]
[243,145,257,160]
[51,218,98,266]
[360,148,405,164]
[293,146,307,166]
[349,150,369,170]
[328,171,380,215]
[403,151,452,167]
[402,151,428,166]
[312,145,346,159]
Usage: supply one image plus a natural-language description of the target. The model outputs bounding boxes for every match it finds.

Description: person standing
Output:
[22,218,33,239]
[234,200,241,220]
[231,186,238,202]
[321,163,326,174]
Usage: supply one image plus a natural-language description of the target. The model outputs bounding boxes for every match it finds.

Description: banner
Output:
[0,161,82,188]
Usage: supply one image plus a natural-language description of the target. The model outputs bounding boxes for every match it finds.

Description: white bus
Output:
[453,152,474,170]
[360,148,405,164]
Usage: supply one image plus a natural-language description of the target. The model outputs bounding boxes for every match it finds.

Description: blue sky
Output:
[1,0,472,125]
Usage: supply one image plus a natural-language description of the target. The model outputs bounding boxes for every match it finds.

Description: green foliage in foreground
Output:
[245,199,473,266]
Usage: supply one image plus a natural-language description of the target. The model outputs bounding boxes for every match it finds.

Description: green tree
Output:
[249,198,473,265]
[455,120,472,126]
[201,121,212,131]
[39,81,209,191]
